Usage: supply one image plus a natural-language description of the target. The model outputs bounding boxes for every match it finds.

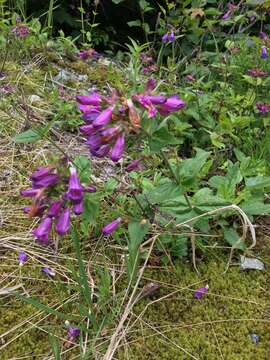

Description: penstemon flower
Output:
[194,285,209,299]
[261,46,268,59]
[102,218,121,235]
[21,163,95,245]
[18,251,27,266]
[42,267,56,277]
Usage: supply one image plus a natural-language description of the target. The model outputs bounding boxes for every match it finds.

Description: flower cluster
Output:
[256,102,270,114]
[20,164,95,246]
[132,78,186,118]
[78,48,98,60]
[11,24,30,37]
[76,81,186,161]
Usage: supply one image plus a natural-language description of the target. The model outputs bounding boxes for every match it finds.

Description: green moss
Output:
[116,259,270,359]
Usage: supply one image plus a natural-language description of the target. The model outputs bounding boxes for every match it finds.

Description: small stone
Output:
[240,256,265,271]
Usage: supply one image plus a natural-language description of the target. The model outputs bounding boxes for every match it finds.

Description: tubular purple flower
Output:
[73,201,84,215]
[56,207,70,236]
[126,159,143,172]
[259,31,267,40]
[92,107,113,128]
[90,144,110,158]
[47,200,63,218]
[32,217,52,245]
[86,134,103,150]
[102,217,121,235]
[20,189,42,197]
[85,185,96,193]
[42,267,56,277]
[82,111,100,122]
[30,166,54,181]
[110,133,125,162]
[194,285,209,299]
[68,327,80,340]
[79,124,97,135]
[66,168,84,203]
[145,95,166,105]
[261,46,268,59]
[162,31,175,43]
[158,95,185,115]
[32,174,59,189]
[100,127,119,139]
[76,93,102,106]
[18,251,27,266]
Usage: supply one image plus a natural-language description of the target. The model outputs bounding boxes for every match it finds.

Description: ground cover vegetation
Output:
[1,0,270,359]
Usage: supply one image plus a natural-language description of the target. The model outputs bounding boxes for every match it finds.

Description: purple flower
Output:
[32,174,59,189]
[90,144,110,158]
[144,95,166,105]
[32,217,52,245]
[78,49,97,59]
[42,267,56,277]
[259,31,267,40]
[261,46,268,59]
[73,201,84,215]
[76,93,102,106]
[158,95,185,115]
[11,24,30,37]
[85,185,96,193]
[30,166,54,181]
[256,102,270,114]
[68,327,80,340]
[222,10,231,20]
[194,285,209,299]
[20,189,42,197]
[79,124,97,136]
[102,217,121,235]
[18,251,27,266]
[55,208,70,236]
[110,133,125,162]
[126,159,144,172]
[247,68,267,77]
[66,168,84,203]
[86,134,103,150]
[92,107,114,128]
[162,31,175,43]
[100,127,119,141]
[47,200,63,218]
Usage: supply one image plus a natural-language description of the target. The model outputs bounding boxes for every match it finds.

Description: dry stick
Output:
[102,235,158,360]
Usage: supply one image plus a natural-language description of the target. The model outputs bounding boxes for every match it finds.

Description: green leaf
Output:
[126,221,150,284]
[14,120,54,144]
[14,128,43,143]
[241,200,270,215]
[127,20,141,27]
[73,155,91,183]
[15,293,77,321]
[223,228,246,250]
[178,148,211,188]
[148,127,181,152]
[246,176,270,190]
